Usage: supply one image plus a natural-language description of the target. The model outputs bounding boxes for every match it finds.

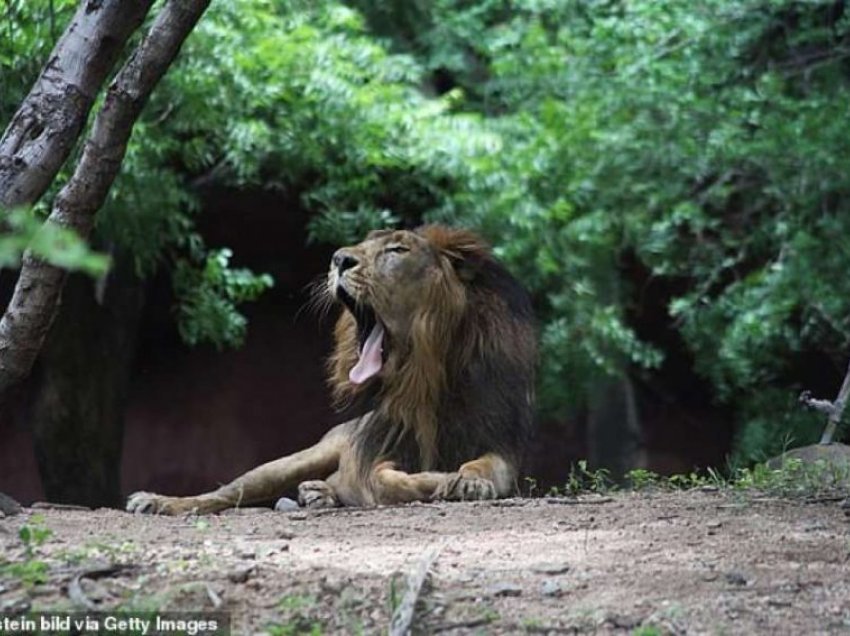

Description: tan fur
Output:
[126,226,533,515]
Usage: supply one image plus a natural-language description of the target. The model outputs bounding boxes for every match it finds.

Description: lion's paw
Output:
[297,480,339,509]
[126,491,186,515]
[433,474,497,501]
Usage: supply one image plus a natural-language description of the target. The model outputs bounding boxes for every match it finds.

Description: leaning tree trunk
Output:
[0,0,154,208]
[0,0,212,394]
[30,254,144,507]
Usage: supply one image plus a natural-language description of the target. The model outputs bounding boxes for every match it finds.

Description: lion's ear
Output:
[415,225,490,281]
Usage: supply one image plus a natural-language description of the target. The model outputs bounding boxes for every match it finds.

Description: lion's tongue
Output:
[349,322,384,384]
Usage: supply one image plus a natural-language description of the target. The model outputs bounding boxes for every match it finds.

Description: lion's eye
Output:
[384,245,410,254]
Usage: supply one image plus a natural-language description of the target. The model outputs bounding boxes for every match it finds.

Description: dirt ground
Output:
[1,490,850,635]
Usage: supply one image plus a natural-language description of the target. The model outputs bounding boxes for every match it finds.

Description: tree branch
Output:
[0,0,212,393]
[799,358,850,444]
[0,0,154,208]
[389,545,442,636]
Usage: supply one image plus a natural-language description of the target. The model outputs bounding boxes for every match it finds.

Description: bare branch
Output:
[0,0,155,207]
[799,359,850,444]
[389,545,442,636]
[0,0,212,392]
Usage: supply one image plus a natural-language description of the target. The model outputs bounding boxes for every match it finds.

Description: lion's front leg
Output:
[297,479,340,509]
[127,492,228,515]
[127,421,351,515]
[369,462,448,505]
[433,453,516,502]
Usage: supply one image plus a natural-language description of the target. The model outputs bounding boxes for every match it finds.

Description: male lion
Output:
[127,225,536,514]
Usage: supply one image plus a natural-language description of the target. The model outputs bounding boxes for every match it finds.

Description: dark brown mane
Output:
[329,225,537,476]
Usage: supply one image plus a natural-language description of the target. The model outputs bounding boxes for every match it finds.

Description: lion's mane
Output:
[328,225,537,476]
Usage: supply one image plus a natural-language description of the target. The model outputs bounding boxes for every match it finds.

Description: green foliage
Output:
[18,513,52,558]
[562,460,614,495]
[632,627,663,636]
[173,246,273,349]
[5,0,850,461]
[0,0,77,122]
[730,390,824,466]
[348,0,850,455]
[266,595,322,636]
[1,514,52,587]
[624,467,726,492]
[734,457,850,499]
[1,209,109,275]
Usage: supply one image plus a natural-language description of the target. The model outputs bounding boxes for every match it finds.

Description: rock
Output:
[602,613,641,629]
[541,579,563,597]
[321,575,345,595]
[274,497,299,512]
[237,545,256,559]
[0,596,30,613]
[490,498,528,507]
[532,561,570,575]
[0,492,22,516]
[766,444,850,488]
[228,566,255,584]
[725,571,748,586]
[489,582,522,597]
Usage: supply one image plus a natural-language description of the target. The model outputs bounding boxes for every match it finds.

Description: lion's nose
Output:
[332,250,359,274]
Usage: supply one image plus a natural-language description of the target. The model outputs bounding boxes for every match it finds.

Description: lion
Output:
[127,225,536,514]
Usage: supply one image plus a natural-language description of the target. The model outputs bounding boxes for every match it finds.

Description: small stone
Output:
[541,579,563,597]
[0,492,22,516]
[532,561,570,575]
[274,497,299,512]
[0,596,30,612]
[321,575,345,595]
[489,582,522,597]
[602,613,641,629]
[725,571,748,586]
[278,530,296,540]
[224,507,273,515]
[228,566,254,584]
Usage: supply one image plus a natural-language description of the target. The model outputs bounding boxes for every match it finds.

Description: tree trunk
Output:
[0,0,211,394]
[586,374,647,478]
[0,0,154,208]
[31,254,144,507]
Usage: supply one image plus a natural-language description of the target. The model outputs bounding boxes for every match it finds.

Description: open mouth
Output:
[336,286,386,384]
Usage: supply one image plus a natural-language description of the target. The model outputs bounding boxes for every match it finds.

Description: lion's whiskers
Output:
[298,275,335,323]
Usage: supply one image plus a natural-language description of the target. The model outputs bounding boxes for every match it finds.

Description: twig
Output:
[432,616,495,632]
[545,496,613,505]
[389,545,442,636]
[68,562,130,610]
[799,357,850,444]
[31,501,90,511]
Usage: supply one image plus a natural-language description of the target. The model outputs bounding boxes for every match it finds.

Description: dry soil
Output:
[1,491,850,635]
